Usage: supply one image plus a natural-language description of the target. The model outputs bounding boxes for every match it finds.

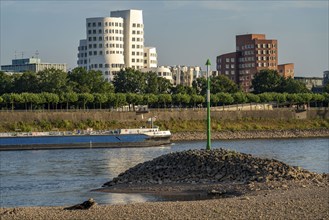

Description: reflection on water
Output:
[0,138,328,207]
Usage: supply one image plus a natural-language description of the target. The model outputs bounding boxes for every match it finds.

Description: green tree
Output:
[211,75,239,94]
[68,67,113,93]
[252,69,282,94]
[113,93,127,108]
[13,71,39,93]
[278,77,309,93]
[41,92,59,110]
[233,92,247,110]
[93,93,108,109]
[113,68,145,93]
[0,71,14,94]
[157,77,172,94]
[157,94,172,108]
[143,94,158,107]
[190,94,205,108]
[78,93,94,110]
[144,72,159,94]
[38,68,68,94]
[217,92,234,110]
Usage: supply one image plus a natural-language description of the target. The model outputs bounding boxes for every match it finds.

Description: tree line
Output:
[1,67,328,110]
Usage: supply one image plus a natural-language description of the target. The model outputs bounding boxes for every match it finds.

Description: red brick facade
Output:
[216,34,291,92]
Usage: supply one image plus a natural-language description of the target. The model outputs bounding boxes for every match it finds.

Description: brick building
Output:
[217,34,293,92]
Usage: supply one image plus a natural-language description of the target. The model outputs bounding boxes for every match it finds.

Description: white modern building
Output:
[141,66,173,84]
[77,9,155,81]
[143,47,157,68]
[170,66,201,86]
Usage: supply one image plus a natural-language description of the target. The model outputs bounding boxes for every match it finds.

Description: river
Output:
[0,138,328,207]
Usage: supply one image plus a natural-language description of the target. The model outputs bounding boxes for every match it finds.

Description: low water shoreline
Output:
[171,128,329,141]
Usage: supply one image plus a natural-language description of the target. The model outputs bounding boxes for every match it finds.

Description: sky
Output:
[1,0,328,77]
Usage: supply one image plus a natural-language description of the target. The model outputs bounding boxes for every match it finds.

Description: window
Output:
[99,37,102,41]
[93,51,97,55]
[99,51,102,55]
[132,59,135,62]
[99,64,103,68]
[88,30,91,34]
[230,58,234,62]
[105,22,108,26]
[93,22,96,27]
[98,29,102,34]
[88,23,91,27]
[93,44,97,48]
[98,22,101,27]
[93,30,96,34]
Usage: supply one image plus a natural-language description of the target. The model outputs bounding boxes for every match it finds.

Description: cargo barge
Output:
[0,128,171,151]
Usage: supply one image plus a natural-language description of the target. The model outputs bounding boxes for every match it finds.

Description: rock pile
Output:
[103,149,327,187]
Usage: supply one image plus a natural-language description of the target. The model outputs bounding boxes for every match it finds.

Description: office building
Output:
[1,57,67,73]
[216,34,293,92]
[77,9,156,81]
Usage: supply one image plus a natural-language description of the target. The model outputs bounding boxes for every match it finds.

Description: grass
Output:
[0,118,328,133]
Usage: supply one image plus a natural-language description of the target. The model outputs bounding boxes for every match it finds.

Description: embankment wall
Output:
[0,109,328,124]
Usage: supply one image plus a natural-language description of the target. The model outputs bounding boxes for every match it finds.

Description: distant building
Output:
[278,63,294,78]
[294,76,323,92]
[1,57,67,73]
[323,70,329,86]
[141,66,173,84]
[77,9,157,81]
[143,47,157,68]
[170,66,201,87]
[216,34,294,92]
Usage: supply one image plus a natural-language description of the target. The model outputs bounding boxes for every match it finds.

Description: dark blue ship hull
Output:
[0,134,171,151]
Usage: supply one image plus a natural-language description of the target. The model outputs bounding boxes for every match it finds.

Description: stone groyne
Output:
[171,129,329,141]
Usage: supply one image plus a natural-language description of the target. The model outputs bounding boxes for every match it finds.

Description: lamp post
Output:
[206,59,211,150]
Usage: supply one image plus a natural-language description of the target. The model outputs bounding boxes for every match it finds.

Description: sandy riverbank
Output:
[171,129,329,141]
[1,182,328,220]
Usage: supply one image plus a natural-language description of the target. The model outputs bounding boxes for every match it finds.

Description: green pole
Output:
[206,59,211,150]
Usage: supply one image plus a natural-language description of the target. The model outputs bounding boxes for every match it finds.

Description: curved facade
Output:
[77,10,156,82]
[85,17,125,81]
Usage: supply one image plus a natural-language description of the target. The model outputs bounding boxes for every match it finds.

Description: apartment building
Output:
[77,9,157,81]
[216,34,292,92]
[170,66,201,87]
[278,63,294,78]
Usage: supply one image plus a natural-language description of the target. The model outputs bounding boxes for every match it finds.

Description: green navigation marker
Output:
[206,59,211,150]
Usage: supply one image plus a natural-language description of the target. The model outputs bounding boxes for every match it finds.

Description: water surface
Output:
[0,138,328,207]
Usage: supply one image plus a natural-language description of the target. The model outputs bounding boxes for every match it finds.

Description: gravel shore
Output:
[171,129,329,141]
[1,183,328,220]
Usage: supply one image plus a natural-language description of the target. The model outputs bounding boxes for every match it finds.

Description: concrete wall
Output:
[0,109,327,124]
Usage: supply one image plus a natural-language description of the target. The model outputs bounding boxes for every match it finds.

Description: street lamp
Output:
[206,59,211,150]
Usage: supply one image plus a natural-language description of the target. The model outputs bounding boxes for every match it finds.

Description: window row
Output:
[225,58,235,63]
[88,22,123,28]
[88,29,123,35]
[257,50,276,55]
[257,43,276,49]
[132,44,143,49]
[78,52,87,58]
[131,58,143,63]
[132,23,143,28]
[78,46,87,51]
[88,50,123,56]
[225,70,235,75]
[239,63,255,68]
[132,30,143,35]
[90,63,124,69]
[88,36,124,42]
[257,56,277,61]
[77,60,87,65]
[132,37,143,42]
[88,43,123,49]
[257,62,277,67]
[239,57,255,62]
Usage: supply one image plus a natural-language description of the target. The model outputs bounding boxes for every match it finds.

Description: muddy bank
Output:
[171,128,329,141]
